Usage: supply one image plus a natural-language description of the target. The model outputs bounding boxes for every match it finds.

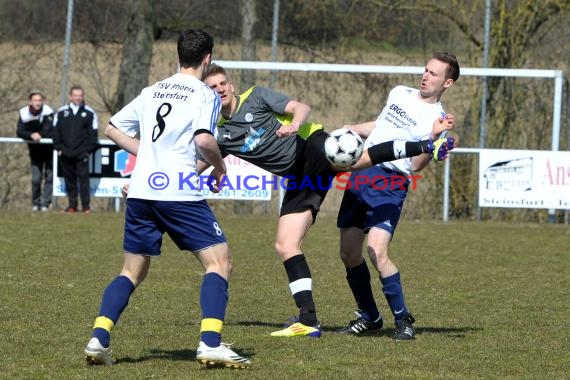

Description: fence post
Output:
[443,156,450,222]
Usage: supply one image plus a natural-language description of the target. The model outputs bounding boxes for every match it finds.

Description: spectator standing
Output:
[53,85,98,213]
[17,91,55,211]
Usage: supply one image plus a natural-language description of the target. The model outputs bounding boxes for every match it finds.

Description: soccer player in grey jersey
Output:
[202,63,453,337]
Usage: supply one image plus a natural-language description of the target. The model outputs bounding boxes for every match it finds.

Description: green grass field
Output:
[1,212,568,379]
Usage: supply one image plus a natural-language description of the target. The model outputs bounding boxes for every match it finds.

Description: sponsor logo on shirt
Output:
[389,103,417,127]
[239,127,265,153]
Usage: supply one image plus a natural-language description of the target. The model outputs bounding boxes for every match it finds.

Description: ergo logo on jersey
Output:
[389,104,417,126]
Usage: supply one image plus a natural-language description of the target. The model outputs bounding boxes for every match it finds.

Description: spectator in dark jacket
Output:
[17,91,55,211]
[53,85,98,213]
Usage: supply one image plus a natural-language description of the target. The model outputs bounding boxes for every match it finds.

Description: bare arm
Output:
[349,150,373,171]
[338,121,379,171]
[276,100,311,137]
[410,150,432,172]
[195,132,226,192]
[344,121,376,139]
[105,123,140,155]
[196,159,211,175]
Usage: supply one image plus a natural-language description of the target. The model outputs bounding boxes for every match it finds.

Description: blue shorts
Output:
[336,166,409,235]
[123,198,226,255]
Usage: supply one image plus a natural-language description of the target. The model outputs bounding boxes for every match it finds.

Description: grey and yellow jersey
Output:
[216,86,322,177]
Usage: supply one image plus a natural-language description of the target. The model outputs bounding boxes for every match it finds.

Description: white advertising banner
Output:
[479,149,570,209]
[53,144,138,198]
[200,155,273,201]
[54,142,272,201]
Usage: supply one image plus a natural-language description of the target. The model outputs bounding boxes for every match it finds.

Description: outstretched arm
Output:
[344,121,376,139]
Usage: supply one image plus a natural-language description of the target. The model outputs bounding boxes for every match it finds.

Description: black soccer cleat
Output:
[393,314,416,340]
[337,310,383,335]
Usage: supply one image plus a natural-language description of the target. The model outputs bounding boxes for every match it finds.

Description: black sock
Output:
[284,254,317,326]
[368,140,431,165]
[346,260,379,321]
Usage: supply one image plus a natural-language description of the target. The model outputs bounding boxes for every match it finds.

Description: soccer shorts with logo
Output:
[124,198,227,255]
[336,165,409,235]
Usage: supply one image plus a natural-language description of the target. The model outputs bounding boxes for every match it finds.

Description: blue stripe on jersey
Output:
[209,94,221,133]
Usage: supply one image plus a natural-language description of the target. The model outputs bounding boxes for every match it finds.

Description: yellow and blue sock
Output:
[200,272,227,348]
[92,275,135,347]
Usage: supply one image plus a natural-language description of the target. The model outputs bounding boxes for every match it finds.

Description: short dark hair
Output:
[177,29,214,69]
[28,91,44,100]
[69,85,84,94]
[203,63,228,80]
[432,52,460,82]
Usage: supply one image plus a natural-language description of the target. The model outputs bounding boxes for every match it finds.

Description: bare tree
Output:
[239,0,257,88]
[113,0,155,113]
[232,0,258,215]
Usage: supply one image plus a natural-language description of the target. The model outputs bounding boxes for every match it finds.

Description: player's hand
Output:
[121,182,130,198]
[30,132,42,141]
[276,122,300,138]
[208,167,226,193]
[431,113,455,138]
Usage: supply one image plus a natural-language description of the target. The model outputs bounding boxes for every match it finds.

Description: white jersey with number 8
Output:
[110,72,221,201]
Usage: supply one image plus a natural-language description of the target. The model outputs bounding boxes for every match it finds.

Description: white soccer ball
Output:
[324,128,364,169]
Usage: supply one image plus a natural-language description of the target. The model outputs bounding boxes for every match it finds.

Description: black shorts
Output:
[280,129,338,222]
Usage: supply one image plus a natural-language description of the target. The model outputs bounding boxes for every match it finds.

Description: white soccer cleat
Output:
[84,337,113,366]
[196,341,251,369]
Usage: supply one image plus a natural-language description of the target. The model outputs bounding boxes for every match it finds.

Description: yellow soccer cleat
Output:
[431,137,455,161]
[270,321,322,337]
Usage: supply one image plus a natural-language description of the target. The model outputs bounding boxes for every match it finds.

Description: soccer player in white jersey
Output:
[83,29,251,368]
[336,52,460,340]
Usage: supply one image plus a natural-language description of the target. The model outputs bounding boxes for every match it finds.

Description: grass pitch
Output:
[1,211,568,379]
